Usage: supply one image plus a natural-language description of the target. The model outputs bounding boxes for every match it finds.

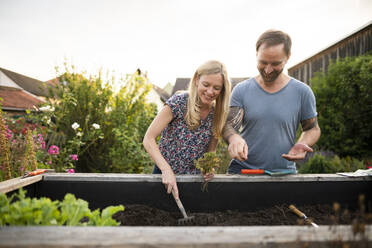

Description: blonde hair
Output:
[185,60,231,138]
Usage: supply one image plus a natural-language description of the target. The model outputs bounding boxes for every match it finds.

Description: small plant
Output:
[0,188,124,226]
[195,152,221,191]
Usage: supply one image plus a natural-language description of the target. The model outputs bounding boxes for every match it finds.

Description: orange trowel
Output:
[241,169,294,176]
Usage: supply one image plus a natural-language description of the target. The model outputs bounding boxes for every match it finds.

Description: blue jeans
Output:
[227,159,248,174]
[152,165,162,174]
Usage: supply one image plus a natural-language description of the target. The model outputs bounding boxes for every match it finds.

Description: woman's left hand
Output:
[203,168,215,182]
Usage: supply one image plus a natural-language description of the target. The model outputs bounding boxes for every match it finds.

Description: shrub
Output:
[298,152,365,174]
[36,64,156,173]
[311,54,372,159]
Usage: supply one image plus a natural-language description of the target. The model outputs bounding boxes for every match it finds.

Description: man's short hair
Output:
[256,30,292,56]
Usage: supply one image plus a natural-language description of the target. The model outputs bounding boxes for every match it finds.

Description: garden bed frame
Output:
[1,173,371,247]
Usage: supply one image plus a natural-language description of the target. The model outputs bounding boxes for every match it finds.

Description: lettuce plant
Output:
[0,189,124,226]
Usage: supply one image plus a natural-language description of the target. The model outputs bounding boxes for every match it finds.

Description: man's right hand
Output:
[228,134,248,161]
[162,169,179,199]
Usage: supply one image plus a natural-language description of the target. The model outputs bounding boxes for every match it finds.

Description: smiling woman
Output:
[143,60,231,200]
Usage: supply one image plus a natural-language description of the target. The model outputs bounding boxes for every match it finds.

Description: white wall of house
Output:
[146,88,164,113]
[0,71,22,88]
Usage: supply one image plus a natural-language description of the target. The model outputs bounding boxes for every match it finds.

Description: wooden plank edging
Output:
[0,225,370,247]
[0,175,43,194]
[42,173,372,182]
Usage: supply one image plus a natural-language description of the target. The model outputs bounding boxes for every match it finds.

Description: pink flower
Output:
[48,145,59,155]
[69,154,78,161]
[66,168,75,173]
[41,141,46,150]
[48,160,52,165]
[5,126,12,139]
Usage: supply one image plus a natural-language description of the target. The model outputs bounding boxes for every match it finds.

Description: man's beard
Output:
[259,68,283,83]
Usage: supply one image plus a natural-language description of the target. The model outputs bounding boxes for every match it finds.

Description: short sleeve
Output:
[301,86,317,121]
[165,93,187,119]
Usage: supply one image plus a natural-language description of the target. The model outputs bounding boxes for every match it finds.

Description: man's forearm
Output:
[298,117,321,147]
[222,123,238,143]
[297,125,321,147]
[222,106,244,143]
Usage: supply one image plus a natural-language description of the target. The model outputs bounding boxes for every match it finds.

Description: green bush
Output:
[0,189,123,226]
[35,64,156,173]
[216,140,231,174]
[298,153,365,174]
[311,54,372,159]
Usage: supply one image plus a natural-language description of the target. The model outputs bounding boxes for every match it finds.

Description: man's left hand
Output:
[282,143,313,161]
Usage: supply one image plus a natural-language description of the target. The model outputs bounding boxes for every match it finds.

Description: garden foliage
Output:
[38,65,157,173]
[311,54,372,159]
[0,189,123,226]
[0,107,50,180]
[298,152,365,174]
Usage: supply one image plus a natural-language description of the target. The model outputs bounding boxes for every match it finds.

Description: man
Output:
[223,30,321,174]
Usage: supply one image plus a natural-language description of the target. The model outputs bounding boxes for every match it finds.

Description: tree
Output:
[310,53,372,159]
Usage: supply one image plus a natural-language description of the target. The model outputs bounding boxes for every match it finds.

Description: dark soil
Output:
[113,204,372,226]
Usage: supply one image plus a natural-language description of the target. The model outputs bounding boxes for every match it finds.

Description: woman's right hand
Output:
[162,169,179,199]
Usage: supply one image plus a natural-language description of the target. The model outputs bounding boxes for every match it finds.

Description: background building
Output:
[288,21,372,84]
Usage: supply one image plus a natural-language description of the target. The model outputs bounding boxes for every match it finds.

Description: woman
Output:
[143,60,231,199]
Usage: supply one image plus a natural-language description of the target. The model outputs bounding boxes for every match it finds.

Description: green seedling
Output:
[195,152,221,192]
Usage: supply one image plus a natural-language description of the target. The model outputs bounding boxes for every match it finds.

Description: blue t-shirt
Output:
[230,77,317,172]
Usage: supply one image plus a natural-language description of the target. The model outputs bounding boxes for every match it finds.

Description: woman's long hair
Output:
[185,60,231,138]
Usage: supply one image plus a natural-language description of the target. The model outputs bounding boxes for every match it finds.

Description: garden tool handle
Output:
[241,169,265,174]
[29,169,47,176]
[172,189,188,219]
[289,205,306,218]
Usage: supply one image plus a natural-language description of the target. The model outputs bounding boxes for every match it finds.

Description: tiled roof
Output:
[0,86,43,110]
[0,67,52,97]
[171,77,249,95]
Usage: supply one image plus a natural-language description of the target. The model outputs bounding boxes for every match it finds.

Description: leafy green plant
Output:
[311,53,372,159]
[195,152,221,191]
[0,189,124,226]
[298,153,365,174]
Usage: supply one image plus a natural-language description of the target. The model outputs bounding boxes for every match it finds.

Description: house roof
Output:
[171,77,249,95]
[0,67,52,97]
[152,84,170,102]
[0,86,43,111]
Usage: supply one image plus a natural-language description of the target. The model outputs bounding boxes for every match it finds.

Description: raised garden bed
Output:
[1,173,371,247]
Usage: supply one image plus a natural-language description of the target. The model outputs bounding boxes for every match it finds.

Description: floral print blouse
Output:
[158,92,214,174]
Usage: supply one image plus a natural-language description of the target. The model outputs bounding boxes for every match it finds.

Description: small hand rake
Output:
[172,189,195,225]
[289,204,319,228]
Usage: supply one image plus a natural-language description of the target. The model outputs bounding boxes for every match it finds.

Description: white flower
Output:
[76,132,83,137]
[92,123,100,129]
[47,119,51,125]
[39,105,55,112]
[71,122,80,130]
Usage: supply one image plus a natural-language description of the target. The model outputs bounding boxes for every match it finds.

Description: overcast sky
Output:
[1,0,371,87]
